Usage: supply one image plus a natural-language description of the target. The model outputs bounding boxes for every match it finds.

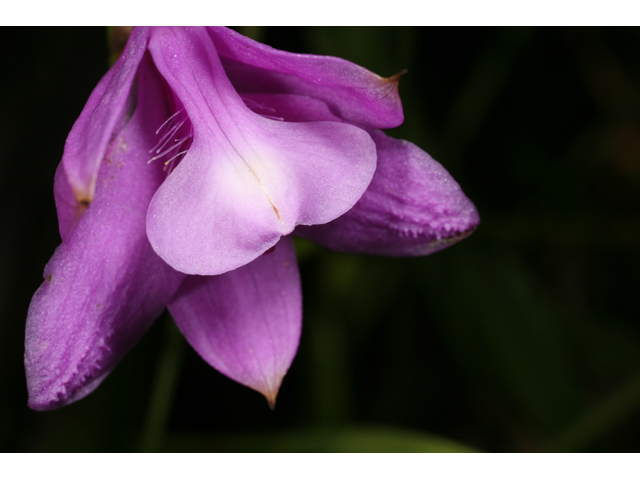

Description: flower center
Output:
[148,108,193,173]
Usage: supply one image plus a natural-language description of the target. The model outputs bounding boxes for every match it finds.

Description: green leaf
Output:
[162,425,479,453]
[419,247,581,434]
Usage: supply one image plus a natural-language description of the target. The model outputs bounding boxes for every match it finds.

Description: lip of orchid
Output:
[144,26,378,276]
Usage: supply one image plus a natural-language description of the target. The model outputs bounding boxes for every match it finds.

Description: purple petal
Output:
[296,130,480,255]
[62,27,150,203]
[240,93,338,123]
[25,54,185,411]
[53,159,82,243]
[168,236,301,408]
[146,27,376,275]
[209,26,404,129]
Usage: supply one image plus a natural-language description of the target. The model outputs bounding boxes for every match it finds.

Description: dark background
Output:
[1,27,639,452]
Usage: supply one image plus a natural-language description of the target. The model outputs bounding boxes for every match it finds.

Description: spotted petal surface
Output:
[25,55,185,410]
[62,27,150,203]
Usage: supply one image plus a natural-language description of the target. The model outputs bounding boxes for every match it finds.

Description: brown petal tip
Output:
[383,69,408,86]
[264,389,278,411]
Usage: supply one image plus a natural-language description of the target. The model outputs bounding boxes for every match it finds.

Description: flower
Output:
[25,27,479,411]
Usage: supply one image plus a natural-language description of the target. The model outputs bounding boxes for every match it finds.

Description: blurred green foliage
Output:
[1,27,639,452]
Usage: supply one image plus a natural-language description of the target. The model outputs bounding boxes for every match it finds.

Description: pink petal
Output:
[297,130,480,255]
[146,27,376,275]
[209,26,404,129]
[236,93,479,254]
[62,27,150,203]
[240,92,337,123]
[25,54,185,410]
[168,236,301,408]
[53,158,82,243]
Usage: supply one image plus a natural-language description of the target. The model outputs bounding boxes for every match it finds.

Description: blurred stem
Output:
[308,315,353,424]
[140,313,185,452]
[444,27,533,166]
[237,26,265,42]
[106,26,133,66]
[544,369,640,452]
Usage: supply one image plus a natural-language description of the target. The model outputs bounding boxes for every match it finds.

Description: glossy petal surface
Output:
[210,26,404,129]
[62,27,150,202]
[25,55,185,410]
[147,27,376,275]
[297,130,480,255]
[169,237,302,408]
